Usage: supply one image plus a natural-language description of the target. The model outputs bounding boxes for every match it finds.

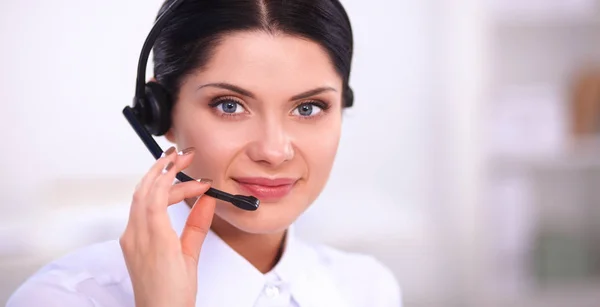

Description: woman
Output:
[8,0,401,306]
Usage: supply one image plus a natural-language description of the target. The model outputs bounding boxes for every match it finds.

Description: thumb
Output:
[180,188,217,268]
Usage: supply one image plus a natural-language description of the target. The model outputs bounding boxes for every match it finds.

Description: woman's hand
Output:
[119,146,216,307]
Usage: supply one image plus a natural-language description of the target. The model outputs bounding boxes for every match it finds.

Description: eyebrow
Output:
[196,82,337,101]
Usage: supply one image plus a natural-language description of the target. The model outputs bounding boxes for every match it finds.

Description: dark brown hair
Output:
[152,0,354,106]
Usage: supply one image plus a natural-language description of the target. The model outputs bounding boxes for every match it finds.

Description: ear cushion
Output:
[344,86,354,108]
[144,81,173,136]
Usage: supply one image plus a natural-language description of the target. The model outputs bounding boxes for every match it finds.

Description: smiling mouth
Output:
[232,177,298,202]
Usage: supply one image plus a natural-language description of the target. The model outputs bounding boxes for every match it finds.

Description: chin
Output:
[213,198,305,234]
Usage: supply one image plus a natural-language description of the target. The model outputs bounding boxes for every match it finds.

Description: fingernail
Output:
[162,162,174,174]
[161,146,176,158]
[178,147,195,156]
[196,178,213,184]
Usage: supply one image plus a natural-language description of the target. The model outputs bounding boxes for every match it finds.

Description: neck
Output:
[184,196,286,274]
[210,215,286,274]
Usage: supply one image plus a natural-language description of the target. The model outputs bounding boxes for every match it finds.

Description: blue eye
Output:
[212,98,246,114]
[293,102,324,117]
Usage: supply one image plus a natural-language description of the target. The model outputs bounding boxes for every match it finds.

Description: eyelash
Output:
[207,97,331,120]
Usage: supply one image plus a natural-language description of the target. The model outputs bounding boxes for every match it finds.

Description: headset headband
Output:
[134,0,186,100]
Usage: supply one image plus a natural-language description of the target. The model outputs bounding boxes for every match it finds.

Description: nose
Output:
[246,120,294,167]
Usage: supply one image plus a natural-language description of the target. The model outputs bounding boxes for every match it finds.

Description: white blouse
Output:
[7,201,402,307]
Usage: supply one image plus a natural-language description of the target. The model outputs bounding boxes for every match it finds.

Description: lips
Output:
[233,177,298,202]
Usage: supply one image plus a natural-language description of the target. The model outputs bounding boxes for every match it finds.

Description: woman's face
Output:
[166,31,343,234]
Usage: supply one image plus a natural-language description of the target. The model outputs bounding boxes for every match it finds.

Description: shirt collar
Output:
[167,199,324,306]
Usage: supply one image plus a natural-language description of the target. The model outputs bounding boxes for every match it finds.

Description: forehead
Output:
[188,31,342,94]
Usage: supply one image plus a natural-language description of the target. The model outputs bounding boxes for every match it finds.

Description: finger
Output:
[128,146,178,226]
[122,181,203,250]
[180,191,217,267]
[168,179,213,205]
[134,146,177,200]
[122,147,188,252]
[146,147,197,215]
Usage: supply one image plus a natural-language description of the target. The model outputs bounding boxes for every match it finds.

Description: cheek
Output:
[293,119,341,183]
[192,134,237,177]
[174,116,249,180]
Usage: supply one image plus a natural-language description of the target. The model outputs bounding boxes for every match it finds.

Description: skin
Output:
[120,30,344,307]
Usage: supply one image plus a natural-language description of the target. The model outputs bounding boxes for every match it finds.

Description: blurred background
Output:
[1,0,599,306]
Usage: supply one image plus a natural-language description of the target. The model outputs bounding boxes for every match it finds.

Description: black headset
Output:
[122,0,259,211]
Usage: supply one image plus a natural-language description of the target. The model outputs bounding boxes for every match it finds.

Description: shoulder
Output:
[310,242,403,306]
[7,240,132,307]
